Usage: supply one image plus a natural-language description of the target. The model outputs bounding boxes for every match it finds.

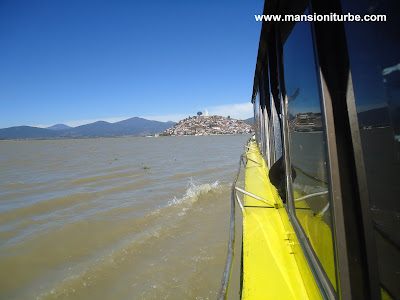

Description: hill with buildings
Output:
[160,115,253,136]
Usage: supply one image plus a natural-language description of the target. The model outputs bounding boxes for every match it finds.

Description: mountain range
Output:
[46,124,72,130]
[0,117,176,140]
[5,108,386,140]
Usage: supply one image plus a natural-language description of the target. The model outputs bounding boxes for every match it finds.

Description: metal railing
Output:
[217,154,242,300]
[218,143,275,300]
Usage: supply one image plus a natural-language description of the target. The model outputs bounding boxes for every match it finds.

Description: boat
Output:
[218,0,399,299]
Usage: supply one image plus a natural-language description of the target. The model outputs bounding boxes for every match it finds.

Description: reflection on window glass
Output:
[254,90,261,146]
[343,0,400,297]
[283,19,338,290]
[271,96,282,161]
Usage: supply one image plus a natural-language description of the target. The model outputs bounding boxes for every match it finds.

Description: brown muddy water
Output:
[0,135,249,299]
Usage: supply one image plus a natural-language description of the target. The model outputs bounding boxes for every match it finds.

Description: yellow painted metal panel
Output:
[241,142,322,299]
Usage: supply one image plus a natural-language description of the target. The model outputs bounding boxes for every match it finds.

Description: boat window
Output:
[268,68,282,162]
[259,70,270,160]
[342,0,400,297]
[254,88,261,146]
[270,95,282,161]
[282,18,338,290]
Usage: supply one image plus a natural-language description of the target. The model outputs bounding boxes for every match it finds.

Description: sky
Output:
[0,0,264,128]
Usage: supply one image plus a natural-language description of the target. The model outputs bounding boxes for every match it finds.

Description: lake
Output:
[0,135,249,299]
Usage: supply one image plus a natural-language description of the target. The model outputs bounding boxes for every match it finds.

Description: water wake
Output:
[168,179,220,206]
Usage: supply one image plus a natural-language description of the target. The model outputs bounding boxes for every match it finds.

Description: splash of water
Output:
[168,178,220,206]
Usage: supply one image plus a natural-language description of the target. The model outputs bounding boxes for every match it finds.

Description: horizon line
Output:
[1,114,254,130]
[1,102,255,129]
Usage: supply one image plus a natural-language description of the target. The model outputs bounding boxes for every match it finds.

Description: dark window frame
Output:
[275,16,338,299]
[251,0,381,298]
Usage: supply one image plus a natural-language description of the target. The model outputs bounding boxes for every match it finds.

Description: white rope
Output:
[315,202,330,218]
[294,190,329,202]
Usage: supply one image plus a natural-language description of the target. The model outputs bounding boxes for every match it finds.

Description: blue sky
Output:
[0,0,263,128]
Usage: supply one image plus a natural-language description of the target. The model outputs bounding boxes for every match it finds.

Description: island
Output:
[160,115,253,136]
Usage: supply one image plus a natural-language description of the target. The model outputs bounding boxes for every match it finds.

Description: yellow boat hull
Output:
[241,142,322,299]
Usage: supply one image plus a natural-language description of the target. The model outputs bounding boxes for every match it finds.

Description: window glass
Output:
[342,1,400,297]
[254,89,261,146]
[271,96,282,161]
[283,19,338,290]
[259,72,267,157]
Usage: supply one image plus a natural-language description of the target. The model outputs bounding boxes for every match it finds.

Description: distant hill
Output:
[0,117,175,140]
[0,126,58,140]
[244,117,254,123]
[46,124,72,130]
[59,118,176,138]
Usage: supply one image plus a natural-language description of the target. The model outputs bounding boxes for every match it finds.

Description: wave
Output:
[0,193,95,226]
[32,225,169,299]
[0,179,155,226]
[30,179,225,299]
[142,179,222,219]
[168,179,220,206]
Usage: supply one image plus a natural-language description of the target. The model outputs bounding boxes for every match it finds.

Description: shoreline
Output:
[0,133,252,142]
